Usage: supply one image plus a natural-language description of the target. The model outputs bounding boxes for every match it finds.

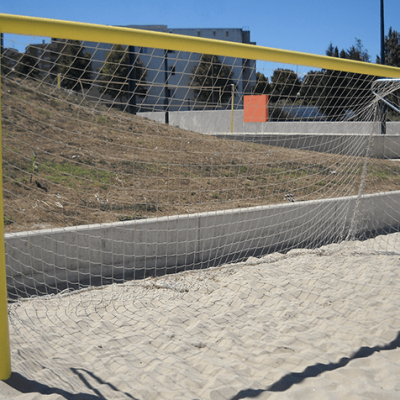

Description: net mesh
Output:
[2,30,400,398]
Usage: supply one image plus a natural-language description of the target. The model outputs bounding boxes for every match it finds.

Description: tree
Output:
[377,27,400,67]
[326,43,339,58]
[317,39,374,120]
[253,72,270,94]
[1,49,22,76]
[343,38,370,62]
[299,70,325,105]
[270,68,301,103]
[99,45,147,106]
[14,53,40,79]
[376,28,400,120]
[189,54,234,106]
[58,40,92,91]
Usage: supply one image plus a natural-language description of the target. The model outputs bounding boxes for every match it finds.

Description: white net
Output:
[2,28,400,398]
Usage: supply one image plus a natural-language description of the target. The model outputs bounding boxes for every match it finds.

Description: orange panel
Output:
[243,95,268,122]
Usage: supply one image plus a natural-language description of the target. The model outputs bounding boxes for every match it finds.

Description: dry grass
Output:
[2,77,400,233]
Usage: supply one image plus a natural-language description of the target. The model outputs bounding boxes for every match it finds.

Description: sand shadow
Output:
[229,331,400,399]
[70,368,138,399]
[4,368,140,400]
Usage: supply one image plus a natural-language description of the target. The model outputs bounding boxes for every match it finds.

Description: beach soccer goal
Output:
[1,13,400,385]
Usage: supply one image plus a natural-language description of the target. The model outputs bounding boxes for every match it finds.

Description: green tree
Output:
[253,72,270,94]
[377,27,400,66]
[326,43,339,58]
[14,53,40,79]
[299,70,325,105]
[343,38,370,62]
[270,68,301,103]
[189,54,234,106]
[58,40,92,91]
[1,49,22,76]
[376,28,400,121]
[318,39,374,120]
[99,45,147,105]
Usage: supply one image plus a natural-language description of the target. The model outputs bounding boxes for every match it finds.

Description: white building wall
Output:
[82,26,256,112]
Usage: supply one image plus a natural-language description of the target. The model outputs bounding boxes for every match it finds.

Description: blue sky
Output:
[2,0,400,62]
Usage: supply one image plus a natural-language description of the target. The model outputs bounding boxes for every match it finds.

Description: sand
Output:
[1,234,400,399]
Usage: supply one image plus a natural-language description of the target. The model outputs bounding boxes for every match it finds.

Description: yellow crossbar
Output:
[1,13,400,78]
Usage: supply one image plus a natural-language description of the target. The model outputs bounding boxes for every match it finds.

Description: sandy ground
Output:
[1,234,400,399]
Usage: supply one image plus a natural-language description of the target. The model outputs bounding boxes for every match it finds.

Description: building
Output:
[82,25,257,113]
[126,26,257,112]
[22,26,257,113]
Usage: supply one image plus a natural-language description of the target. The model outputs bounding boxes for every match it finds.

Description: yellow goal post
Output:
[1,12,400,381]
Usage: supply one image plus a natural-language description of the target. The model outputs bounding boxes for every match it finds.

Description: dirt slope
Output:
[2,78,399,233]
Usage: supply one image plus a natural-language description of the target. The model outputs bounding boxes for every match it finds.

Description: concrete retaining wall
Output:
[139,110,400,135]
[138,110,400,158]
[216,133,400,159]
[6,191,400,295]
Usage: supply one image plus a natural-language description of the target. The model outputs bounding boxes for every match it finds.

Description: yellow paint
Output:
[1,13,400,78]
[0,58,11,381]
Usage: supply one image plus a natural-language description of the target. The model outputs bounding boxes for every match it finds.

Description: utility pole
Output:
[380,0,386,134]
[0,34,3,75]
[164,49,169,124]
[128,46,137,115]
[380,0,385,66]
